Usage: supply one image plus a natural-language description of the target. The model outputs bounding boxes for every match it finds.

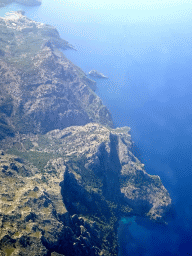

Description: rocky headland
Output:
[0,11,172,256]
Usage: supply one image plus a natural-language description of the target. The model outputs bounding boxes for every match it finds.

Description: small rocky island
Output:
[0,10,172,256]
[89,70,108,79]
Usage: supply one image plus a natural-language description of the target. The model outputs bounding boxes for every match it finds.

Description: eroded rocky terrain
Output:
[0,11,172,256]
[0,11,112,139]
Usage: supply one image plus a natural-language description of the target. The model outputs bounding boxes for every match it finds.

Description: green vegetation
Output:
[0,14,72,70]
[68,157,103,194]
[23,139,34,150]
[5,248,15,256]
[37,135,51,150]
[0,9,171,255]
[7,148,55,172]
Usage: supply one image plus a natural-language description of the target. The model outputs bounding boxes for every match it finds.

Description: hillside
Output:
[0,11,172,256]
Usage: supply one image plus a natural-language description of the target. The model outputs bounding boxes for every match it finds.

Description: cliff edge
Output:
[0,11,172,256]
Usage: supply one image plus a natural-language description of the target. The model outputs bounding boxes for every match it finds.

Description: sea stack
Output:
[89,70,108,79]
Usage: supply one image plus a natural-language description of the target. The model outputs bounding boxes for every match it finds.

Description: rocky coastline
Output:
[0,11,172,256]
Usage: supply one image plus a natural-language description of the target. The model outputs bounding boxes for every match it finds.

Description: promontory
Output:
[0,11,171,256]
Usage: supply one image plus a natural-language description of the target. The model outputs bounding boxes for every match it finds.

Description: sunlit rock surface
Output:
[0,123,171,255]
[0,11,171,256]
[0,11,112,139]
[89,70,108,79]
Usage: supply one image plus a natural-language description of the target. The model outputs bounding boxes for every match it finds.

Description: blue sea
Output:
[1,1,192,255]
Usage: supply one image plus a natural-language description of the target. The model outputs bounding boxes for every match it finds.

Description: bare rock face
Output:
[46,124,171,222]
[0,123,171,255]
[89,70,108,79]
[0,11,172,256]
[0,151,104,255]
[0,12,113,139]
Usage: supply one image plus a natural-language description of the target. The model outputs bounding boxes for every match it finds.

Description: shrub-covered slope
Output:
[0,11,112,139]
[0,123,171,255]
[0,11,171,256]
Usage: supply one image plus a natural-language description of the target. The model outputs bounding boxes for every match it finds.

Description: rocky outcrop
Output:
[0,150,109,255]
[0,123,171,255]
[89,70,108,79]
[0,11,172,256]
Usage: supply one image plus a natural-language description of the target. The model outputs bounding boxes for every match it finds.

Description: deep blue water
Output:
[1,1,192,255]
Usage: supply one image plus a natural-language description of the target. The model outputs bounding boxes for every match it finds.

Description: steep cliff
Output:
[0,11,171,256]
[0,11,112,139]
[0,124,171,255]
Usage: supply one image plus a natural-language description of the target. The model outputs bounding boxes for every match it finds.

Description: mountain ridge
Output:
[0,11,172,256]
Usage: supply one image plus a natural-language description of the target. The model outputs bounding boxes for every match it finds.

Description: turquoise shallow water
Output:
[1,1,192,255]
